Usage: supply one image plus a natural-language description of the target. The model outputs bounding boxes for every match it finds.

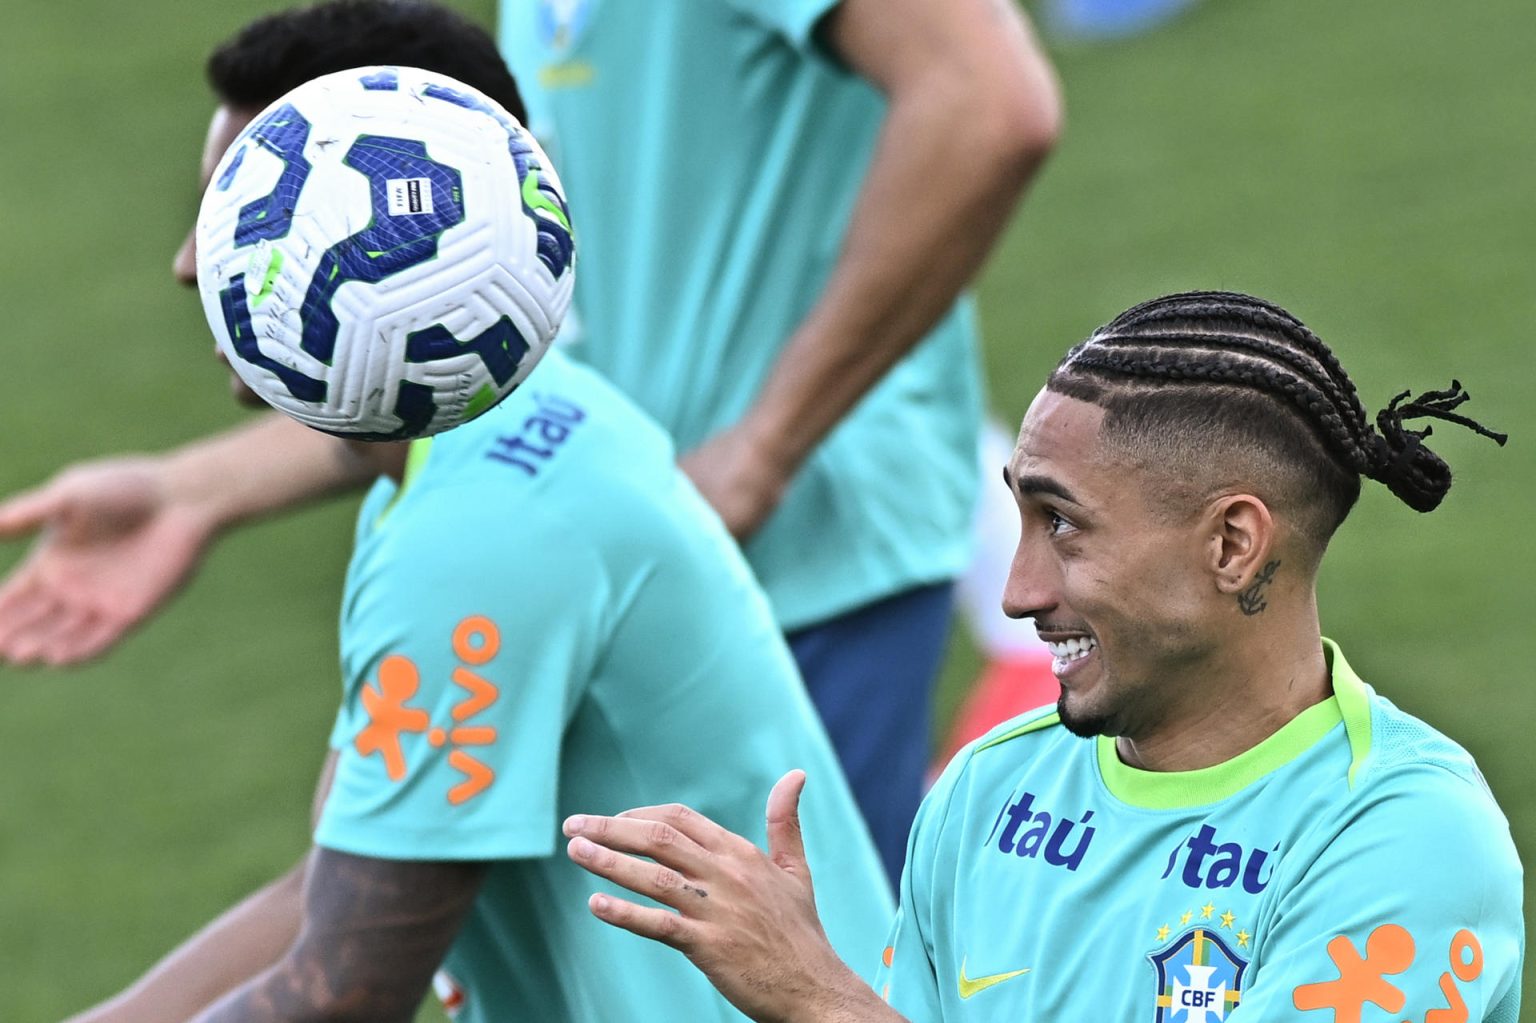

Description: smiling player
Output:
[563,291,1523,1023]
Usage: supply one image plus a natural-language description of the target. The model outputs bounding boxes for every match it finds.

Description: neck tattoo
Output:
[1237,560,1281,616]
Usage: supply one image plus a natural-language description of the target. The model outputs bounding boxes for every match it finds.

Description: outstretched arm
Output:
[565,772,910,1023]
[64,864,308,1023]
[682,0,1061,537]
[63,754,338,1023]
[189,848,487,1023]
[0,414,391,666]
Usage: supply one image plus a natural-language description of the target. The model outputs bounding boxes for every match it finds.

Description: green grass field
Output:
[1,0,1531,1018]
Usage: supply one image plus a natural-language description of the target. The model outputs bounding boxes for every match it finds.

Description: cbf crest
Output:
[1149,927,1248,1022]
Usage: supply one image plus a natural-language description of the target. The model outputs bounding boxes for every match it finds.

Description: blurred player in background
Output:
[0,4,891,1021]
[563,291,1523,1023]
[0,0,1063,890]
[499,0,1062,884]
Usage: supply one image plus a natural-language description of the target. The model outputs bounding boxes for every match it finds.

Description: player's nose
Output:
[1002,533,1059,621]
[172,228,198,288]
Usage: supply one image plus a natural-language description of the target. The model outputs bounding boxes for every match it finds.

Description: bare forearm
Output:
[189,966,384,1023]
[190,847,487,1023]
[773,966,912,1023]
[64,865,305,1023]
[162,413,390,533]
[740,0,1060,473]
[811,1000,911,1023]
[188,940,429,1023]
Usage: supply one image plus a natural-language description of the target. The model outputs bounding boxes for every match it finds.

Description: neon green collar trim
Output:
[376,437,433,525]
[400,437,433,490]
[1097,639,1371,809]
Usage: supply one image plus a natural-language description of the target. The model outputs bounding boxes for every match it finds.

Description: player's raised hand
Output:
[0,457,215,666]
[564,771,902,1023]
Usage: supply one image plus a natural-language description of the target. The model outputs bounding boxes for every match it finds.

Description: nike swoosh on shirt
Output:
[958,956,1031,999]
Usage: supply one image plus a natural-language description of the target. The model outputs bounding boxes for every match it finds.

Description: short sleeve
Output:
[316,486,608,862]
[718,0,843,51]
[1232,768,1524,1022]
[875,743,969,1015]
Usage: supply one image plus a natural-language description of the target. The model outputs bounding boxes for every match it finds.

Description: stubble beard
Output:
[1056,689,1116,738]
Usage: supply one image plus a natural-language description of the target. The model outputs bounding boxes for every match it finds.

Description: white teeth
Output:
[1046,637,1097,662]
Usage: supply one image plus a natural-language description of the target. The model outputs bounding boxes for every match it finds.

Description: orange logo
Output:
[354,615,503,805]
[1426,929,1484,1023]
[1293,924,1414,1022]
[357,654,431,780]
[1293,926,1486,1023]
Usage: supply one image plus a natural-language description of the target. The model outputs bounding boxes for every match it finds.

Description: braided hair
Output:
[1047,291,1506,548]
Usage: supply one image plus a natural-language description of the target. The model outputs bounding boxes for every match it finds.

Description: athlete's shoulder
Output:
[1347,693,1515,865]
[971,705,1067,755]
[1337,660,1502,814]
[924,705,1077,813]
[936,704,1076,779]
[399,351,679,523]
[1322,640,1493,796]
[454,349,671,467]
[1359,689,1488,785]
[1313,646,1519,881]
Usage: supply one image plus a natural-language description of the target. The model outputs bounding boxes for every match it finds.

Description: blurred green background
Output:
[1,0,1531,1019]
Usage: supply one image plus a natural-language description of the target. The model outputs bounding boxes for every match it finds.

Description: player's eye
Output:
[1046,509,1075,537]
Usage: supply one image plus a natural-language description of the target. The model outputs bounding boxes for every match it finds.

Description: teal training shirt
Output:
[315,350,893,1021]
[878,641,1524,1022]
[499,0,982,630]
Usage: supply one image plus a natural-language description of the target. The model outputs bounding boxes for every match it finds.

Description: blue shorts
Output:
[787,582,955,889]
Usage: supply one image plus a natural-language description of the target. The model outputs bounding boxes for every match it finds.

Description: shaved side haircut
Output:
[1046,291,1507,556]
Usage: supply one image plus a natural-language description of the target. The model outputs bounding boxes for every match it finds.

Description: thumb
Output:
[0,484,67,538]
[765,769,809,873]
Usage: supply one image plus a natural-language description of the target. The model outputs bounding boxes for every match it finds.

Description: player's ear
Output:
[1203,493,1276,594]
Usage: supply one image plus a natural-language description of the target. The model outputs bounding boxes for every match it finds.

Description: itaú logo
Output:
[989,792,1097,871]
[355,615,503,805]
[1159,826,1277,894]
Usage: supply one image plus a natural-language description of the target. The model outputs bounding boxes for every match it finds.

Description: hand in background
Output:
[679,424,791,542]
[0,457,215,666]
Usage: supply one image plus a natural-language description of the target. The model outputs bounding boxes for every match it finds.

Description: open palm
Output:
[0,458,214,666]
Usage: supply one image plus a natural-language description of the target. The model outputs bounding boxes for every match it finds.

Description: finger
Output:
[765,770,809,872]
[562,814,711,876]
[0,585,64,663]
[0,485,66,538]
[55,610,130,665]
[610,801,737,854]
[5,597,87,667]
[0,569,46,633]
[37,606,111,666]
[585,891,697,953]
[567,836,713,910]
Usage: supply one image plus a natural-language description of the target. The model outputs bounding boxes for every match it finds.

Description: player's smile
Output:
[1044,634,1097,678]
[1035,625,1099,681]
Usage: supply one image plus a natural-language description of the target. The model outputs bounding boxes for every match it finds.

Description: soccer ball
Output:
[195,66,574,440]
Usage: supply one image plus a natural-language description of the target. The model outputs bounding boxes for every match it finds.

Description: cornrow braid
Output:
[1049,292,1506,533]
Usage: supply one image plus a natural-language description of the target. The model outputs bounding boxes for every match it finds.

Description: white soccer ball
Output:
[195,66,574,439]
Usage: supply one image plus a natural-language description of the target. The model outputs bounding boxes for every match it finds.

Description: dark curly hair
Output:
[206,0,525,121]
